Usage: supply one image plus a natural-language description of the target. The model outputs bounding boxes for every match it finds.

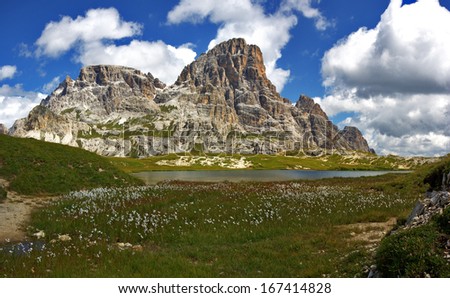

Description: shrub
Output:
[436,207,450,234]
[375,225,448,277]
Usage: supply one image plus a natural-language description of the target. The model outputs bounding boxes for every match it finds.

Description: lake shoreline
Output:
[132,169,411,185]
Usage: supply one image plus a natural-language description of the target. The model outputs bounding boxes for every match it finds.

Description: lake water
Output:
[132,170,408,184]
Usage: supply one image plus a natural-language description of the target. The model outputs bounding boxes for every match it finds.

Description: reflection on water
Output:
[133,170,408,185]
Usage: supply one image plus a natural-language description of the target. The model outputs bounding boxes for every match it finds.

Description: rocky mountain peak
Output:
[10,38,374,157]
[335,126,375,153]
[175,38,277,94]
[41,65,162,118]
[295,95,328,119]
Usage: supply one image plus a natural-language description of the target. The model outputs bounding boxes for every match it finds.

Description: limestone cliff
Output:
[10,38,373,157]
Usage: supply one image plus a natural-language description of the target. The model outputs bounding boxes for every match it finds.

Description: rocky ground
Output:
[155,156,252,169]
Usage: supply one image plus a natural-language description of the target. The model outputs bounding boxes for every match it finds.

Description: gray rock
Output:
[10,38,374,157]
[406,201,425,226]
[367,265,379,278]
[431,191,449,207]
[446,172,450,191]
[0,123,6,134]
[443,172,447,191]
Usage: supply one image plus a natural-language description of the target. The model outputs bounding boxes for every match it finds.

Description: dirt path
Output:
[337,217,397,244]
[0,179,57,243]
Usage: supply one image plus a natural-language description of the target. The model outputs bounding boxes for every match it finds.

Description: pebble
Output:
[132,245,143,252]
[58,234,71,242]
[116,242,136,250]
[33,230,45,239]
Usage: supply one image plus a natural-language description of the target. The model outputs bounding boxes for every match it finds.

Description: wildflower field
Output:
[0,174,419,277]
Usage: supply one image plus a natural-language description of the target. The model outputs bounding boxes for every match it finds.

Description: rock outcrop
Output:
[10,38,373,157]
[0,124,7,134]
[405,191,449,228]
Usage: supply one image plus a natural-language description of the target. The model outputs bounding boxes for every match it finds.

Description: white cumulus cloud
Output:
[320,0,450,156]
[79,41,196,85]
[167,0,330,92]
[36,8,142,57]
[35,8,196,84]
[0,65,17,81]
[0,84,46,128]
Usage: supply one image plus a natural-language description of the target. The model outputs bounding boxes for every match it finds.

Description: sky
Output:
[0,0,449,156]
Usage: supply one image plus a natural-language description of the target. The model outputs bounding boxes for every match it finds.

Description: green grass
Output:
[374,155,450,277]
[0,135,447,277]
[109,153,436,173]
[0,174,419,277]
[0,134,143,195]
[376,224,449,277]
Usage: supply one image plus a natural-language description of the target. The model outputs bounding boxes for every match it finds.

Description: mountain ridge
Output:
[10,38,374,157]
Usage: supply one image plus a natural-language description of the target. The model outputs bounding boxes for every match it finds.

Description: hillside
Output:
[374,155,450,277]
[0,134,142,195]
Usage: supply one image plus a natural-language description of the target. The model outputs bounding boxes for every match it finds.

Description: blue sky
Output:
[0,0,449,156]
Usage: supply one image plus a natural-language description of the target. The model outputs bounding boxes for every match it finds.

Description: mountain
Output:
[10,38,373,157]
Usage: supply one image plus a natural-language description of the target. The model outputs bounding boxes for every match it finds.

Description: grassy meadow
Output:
[1,174,421,277]
[0,134,448,277]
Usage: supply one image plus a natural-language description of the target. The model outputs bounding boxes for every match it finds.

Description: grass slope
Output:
[375,155,450,277]
[0,135,142,195]
[110,153,436,173]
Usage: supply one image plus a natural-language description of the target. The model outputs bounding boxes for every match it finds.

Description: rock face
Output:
[0,124,7,134]
[10,38,373,157]
[42,65,162,117]
[404,172,449,227]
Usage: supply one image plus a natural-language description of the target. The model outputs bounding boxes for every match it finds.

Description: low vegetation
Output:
[0,174,419,277]
[375,225,448,277]
[0,134,142,195]
[0,133,447,277]
[375,155,450,277]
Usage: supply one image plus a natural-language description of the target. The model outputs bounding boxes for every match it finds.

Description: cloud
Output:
[322,0,450,96]
[167,0,330,92]
[365,130,450,157]
[319,0,450,156]
[0,84,46,128]
[36,8,142,57]
[18,43,33,58]
[0,65,17,81]
[78,41,196,84]
[42,76,61,94]
[35,8,195,84]
[280,0,330,30]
